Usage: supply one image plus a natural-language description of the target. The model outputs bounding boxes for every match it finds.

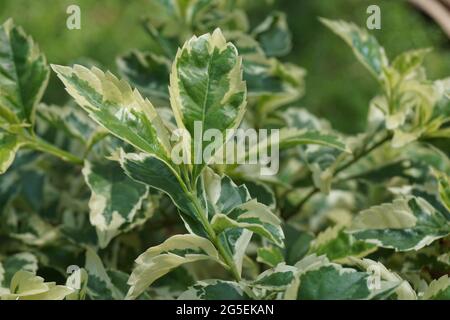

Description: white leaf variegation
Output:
[285,255,400,300]
[0,271,73,300]
[118,151,205,234]
[85,248,123,300]
[320,18,388,80]
[308,224,376,263]
[38,103,97,142]
[0,252,38,289]
[126,234,223,300]
[178,279,252,300]
[0,131,23,174]
[169,28,247,178]
[83,160,149,248]
[349,257,417,300]
[421,275,450,300]
[202,168,284,272]
[349,197,450,251]
[252,263,297,292]
[0,19,49,125]
[65,268,88,300]
[51,64,172,161]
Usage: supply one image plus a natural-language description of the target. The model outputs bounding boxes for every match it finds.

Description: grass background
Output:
[1,0,448,133]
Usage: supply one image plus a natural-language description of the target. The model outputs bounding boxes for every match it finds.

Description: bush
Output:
[0,0,449,300]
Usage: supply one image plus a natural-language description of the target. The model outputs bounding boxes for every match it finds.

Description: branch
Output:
[409,0,450,38]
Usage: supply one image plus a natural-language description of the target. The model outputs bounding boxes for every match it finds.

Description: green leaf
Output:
[83,160,149,248]
[309,225,376,263]
[169,28,246,177]
[0,131,23,174]
[51,64,172,161]
[0,19,49,125]
[422,275,450,300]
[257,246,284,268]
[126,234,222,300]
[178,280,251,300]
[320,18,388,80]
[283,224,314,265]
[252,12,291,57]
[119,151,205,235]
[350,197,450,251]
[244,180,276,210]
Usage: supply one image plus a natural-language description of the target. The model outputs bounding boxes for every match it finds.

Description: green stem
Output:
[189,193,241,282]
[25,136,84,165]
[283,131,392,220]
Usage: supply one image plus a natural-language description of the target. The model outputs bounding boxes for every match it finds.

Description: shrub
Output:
[0,1,449,300]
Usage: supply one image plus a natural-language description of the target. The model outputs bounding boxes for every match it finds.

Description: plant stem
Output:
[26,136,84,165]
[189,193,242,282]
[283,131,392,220]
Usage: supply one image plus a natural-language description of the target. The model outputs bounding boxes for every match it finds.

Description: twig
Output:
[282,131,392,220]
[409,0,450,38]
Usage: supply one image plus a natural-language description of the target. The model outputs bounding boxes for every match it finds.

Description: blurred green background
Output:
[1,0,448,133]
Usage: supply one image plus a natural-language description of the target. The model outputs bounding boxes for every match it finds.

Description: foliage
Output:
[0,0,449,300]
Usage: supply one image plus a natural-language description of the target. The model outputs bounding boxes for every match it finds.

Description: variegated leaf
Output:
[309,225,376,263]
[252,263,297,292]
[169,28,246,177]
[422,275,450,300]
[350,197,450,251]
[320,18,388,80]
[244,57,305,114]
[0,19,49,125]
[52,64,172,161]
[436,171,450,211]
[0,131,23,174]
[0,252,38,288]
[287,255,400,300]
[202,168,284,274]
[1,271,73,300]
[392,48,431,76]
[85,248,123,300]
[178,279,251,300]
[244,128,349,164]
[66,268,88,300]
[118,151,205,235]
[252,11,291,57]
[38,103,97,142]
[126,234,222,299]
[117,50,170,105]
[83,160,149,248]
[349,258,417,300]
[211,200,284,247]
